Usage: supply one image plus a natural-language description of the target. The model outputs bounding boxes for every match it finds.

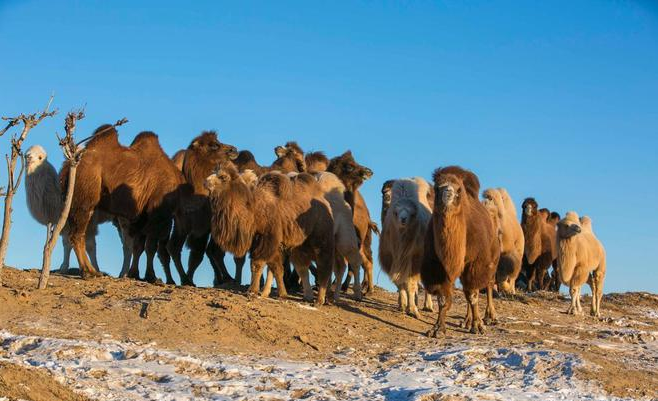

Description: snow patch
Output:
[0,331,630,401]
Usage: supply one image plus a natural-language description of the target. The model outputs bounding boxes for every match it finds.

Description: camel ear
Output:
[191,140,199,148]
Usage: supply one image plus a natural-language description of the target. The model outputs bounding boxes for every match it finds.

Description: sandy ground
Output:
[0,266,656,400]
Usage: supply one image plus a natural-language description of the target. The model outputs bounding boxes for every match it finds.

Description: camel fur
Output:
[379,177,434,318]
[556,212,606,317]
[421,166,500,337]
[520,198,557,291]
[206,162,335,305]
[482,188,524,294]
[63,125,187,283]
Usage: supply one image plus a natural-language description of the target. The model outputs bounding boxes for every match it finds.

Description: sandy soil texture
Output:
[0,267,656,400]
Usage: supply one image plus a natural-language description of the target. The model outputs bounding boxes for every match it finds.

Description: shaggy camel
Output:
[206,162,335,305]
[556,212,606,316]
[520,198,557,291]
[166,132,238,286]
[482,188,524,294]
[315,171,363,301]
[379,178,434,318]
[326,151,378,295]
[64,125,187,283]
[421,166,499,337]
[25,145,133,275]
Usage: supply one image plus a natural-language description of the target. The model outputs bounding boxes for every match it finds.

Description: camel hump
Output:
[235,150,257,165]
[432,165,480,197]
[258,171,294,199]
[85,124,120,149]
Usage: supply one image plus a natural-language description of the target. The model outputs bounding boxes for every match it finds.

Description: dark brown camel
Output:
[421,166,500,337]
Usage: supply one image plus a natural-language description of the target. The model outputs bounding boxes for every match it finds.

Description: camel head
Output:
[557,211,582,239]
[482,188,504,219]
[273,141,306,173]
[25,145,47,173]
[434,173,465,213]
[189,131,238,165]
[522,198,538,220]
[381,180,395,219]
[328,151,373,191]
[549,211,561,227]
[392,198,418,229]
[204,161,241,194]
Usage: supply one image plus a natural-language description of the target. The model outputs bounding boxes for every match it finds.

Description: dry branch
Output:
[38,109,86,289]
[0,96,57,285]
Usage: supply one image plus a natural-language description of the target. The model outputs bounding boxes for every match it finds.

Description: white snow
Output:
[0,330,636,401]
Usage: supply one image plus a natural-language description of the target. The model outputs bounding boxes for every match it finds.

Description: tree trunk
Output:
[0,156,19,285]
[38,164,77,289]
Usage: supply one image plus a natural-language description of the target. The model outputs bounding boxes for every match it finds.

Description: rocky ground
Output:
[0,266,656,400]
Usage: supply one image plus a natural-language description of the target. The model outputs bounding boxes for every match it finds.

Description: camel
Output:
[206,162,335,305]
[25,145,132,274]
[326,151,379,295]
[379,178,434,318]
[165,131,239,286]
[315,171,363,301]
[482,188,524,294]
[63,125,187,283]
[556,212,606,317]
[421,166,499,337]
[520,198,557,291]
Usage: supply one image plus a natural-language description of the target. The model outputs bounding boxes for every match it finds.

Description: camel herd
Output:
[23,126,607,336]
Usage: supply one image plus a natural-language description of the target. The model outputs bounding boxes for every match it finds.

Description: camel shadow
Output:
[336,302,427,336]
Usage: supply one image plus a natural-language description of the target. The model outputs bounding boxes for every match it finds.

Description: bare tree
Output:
[37,109,85,289]
[0,96,57,285]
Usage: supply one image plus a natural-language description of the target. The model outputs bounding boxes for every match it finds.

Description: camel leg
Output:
[269,254,288,299]
[427,284,453,338]
[361,247,374,295]
[422,288,435,312]
[314,247,335,308]
[156,236,179,285]
[406,279,420,319]
[143,236,158,284]
[466,289,485,334]
[85,232,99,272]
[248,259,267,295]
[485,284,497,325]
[342,245,363,301]
[206,239,233,285]
[332,257,348,303]
[118,222,133,278]
[127,235,146,280]
[165,224,192,286]
[527,264,536,292]
[576,286,584,315]
[399,287,408,314]
[60,234,72,273]
[462,300,472,329]
[185,234,208,285]
[567,285,577,315]
[341,270,353,293]
[69,211,102,279]
[261,268,275,298]
[234,255,247,286]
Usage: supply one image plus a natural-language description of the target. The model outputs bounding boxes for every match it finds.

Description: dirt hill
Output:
[0,267,656,400]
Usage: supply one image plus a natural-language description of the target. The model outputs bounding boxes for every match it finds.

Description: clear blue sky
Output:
[1,1,656,293]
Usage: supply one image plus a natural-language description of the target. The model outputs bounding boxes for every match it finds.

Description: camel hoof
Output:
[408,310,421,319]
[471,323,486,335]
[484,317,497,326]
[82,270,103,280]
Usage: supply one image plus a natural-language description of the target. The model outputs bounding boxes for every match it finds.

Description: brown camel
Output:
[63,125,187,283]
[326,151,379,295]
[165,131,238,286]
[421,166,500,337]
[206,162,335,305]
[520,198,557,291]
